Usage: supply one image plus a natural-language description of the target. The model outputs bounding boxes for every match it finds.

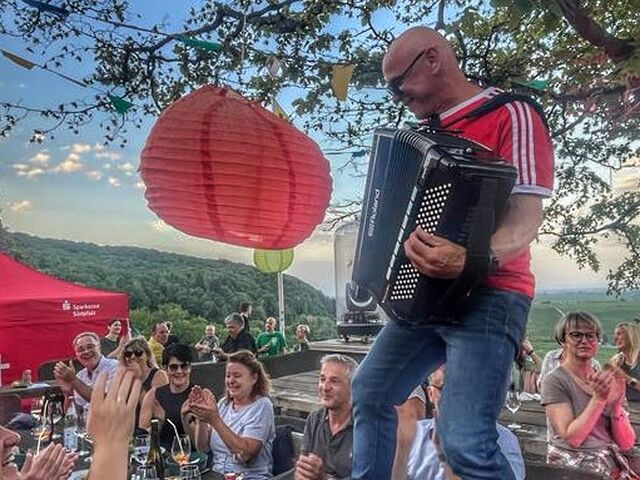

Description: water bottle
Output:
[63,397,78,451]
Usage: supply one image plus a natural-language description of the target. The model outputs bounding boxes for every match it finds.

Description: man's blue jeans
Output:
[351,287,530,479]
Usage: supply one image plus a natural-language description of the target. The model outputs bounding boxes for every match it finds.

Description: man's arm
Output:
[404,193,543,278]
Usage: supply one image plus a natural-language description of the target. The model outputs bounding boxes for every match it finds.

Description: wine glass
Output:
[505,389,522,430]
[172,435,192,466]
[133,434,151,464]
[44,400,63,440]
[136,464,159,479]
[179,464,201,479]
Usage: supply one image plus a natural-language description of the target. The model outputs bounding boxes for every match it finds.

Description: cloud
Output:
[107,176,121,188]
[135,180,146,190]
[28,152,50,164]
[15,167,46,179]
[96,151,122,161]
[70,144,92,154]
[53,153,83,173]
[8,200,32,212]
[85,170,104,181]
[149,219,173,232]
[12,164,28,171]
[117,162,136,176]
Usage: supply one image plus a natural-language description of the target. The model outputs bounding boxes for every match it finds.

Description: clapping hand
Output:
[53,360,76,385]
[20,442,78,480]
[188,385,218,424]
[589,364,625,406]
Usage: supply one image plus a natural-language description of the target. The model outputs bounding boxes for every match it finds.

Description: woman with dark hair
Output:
[184,351,275,479]
[101,318,129,359]
[140,343,193,450]
[541,311,637,478]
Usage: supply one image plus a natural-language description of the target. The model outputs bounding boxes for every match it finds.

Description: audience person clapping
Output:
[0,426,77,480]
[611,322,640,402]
[87,368,142,480]
[183,351,275,479]
[139,343,193,450]
[295,354,357,480]
[541,311,637,478]
[54,332,118,417]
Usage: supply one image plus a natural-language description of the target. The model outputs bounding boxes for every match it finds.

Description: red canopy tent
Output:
[0,253,129,384]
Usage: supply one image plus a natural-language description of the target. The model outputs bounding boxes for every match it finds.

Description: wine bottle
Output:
[147,419,165,480]
[63,396,78,452]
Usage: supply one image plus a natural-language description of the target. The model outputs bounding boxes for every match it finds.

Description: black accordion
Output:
[351,126,517,325]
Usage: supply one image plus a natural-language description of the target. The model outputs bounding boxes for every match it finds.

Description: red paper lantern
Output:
[140,85,332,249]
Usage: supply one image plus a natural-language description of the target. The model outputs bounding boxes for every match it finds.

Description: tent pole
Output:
[277,272,285,336]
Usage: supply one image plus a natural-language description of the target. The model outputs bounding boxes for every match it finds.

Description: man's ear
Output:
[423,46,441,74]
[426,385,436,405]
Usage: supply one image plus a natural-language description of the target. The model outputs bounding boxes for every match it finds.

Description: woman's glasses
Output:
[124,350,145,359]
[167,363,190,372]
[567,331,598,343]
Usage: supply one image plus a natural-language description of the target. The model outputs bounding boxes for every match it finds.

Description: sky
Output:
[0,1,636,298]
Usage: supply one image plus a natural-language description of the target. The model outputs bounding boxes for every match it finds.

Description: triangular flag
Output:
[1,50,36,70]
[272,100,290,122]
[352,150,367,158]
[513,79,548,91]
[331,64,355,101]
[21,0,69,18]
[108,95,134,114]
[178,37,222,52]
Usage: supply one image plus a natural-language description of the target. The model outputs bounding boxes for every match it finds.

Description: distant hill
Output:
[6,232,336,343]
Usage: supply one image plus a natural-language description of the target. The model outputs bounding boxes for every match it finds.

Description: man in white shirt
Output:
[54,331,118,413]
[395,366,525,480]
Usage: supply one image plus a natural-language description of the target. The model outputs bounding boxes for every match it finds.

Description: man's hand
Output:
[404,227,466,278]
[295,452,326,480]
[20,442,77,480]
[53,360,76,384]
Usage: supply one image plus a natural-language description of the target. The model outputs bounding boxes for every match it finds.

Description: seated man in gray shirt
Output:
[395,366,525,480]
[295,354,359,480]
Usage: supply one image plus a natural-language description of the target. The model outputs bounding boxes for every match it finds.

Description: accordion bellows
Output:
[140,85,332,249]
[352,127,517,324]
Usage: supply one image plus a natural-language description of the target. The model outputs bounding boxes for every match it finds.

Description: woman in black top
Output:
[100,318,124,358]
[294,324,310,352]
[119,337,169,435]
[612,322,640,402]
[140,343,193,449]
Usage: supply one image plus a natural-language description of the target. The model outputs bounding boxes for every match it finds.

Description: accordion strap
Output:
[433,177,498,319]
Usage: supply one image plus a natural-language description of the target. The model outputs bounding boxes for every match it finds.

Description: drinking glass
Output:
[136,465,158,479]
[30,398,42,421]
[133,434,151,464]
[76,408,91,457]
[172,435,192,466]
[505,389,522,430]
[179,464,201,480]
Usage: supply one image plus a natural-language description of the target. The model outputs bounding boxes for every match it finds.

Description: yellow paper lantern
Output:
[253,248,294,274]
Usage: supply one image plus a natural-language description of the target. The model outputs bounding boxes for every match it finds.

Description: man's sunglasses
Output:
[124,350,145,359]
[386,50,426,97]
[167,363,190,372]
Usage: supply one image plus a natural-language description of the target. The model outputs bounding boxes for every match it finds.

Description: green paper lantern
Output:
[254,248,294,274]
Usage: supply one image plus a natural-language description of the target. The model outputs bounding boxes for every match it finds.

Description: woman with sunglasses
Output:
[119,337,169,434]
[541,311,637,478]
[139,343,193,450]
[611,322,640,402]
[183,351,275,479]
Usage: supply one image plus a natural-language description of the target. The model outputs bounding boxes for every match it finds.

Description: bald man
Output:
[351,27,554,479]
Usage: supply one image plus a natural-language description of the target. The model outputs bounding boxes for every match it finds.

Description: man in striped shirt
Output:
[351,26,554,480]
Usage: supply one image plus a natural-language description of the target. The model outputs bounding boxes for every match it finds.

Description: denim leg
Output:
[436,288,530,480]
[351,321,446,479]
